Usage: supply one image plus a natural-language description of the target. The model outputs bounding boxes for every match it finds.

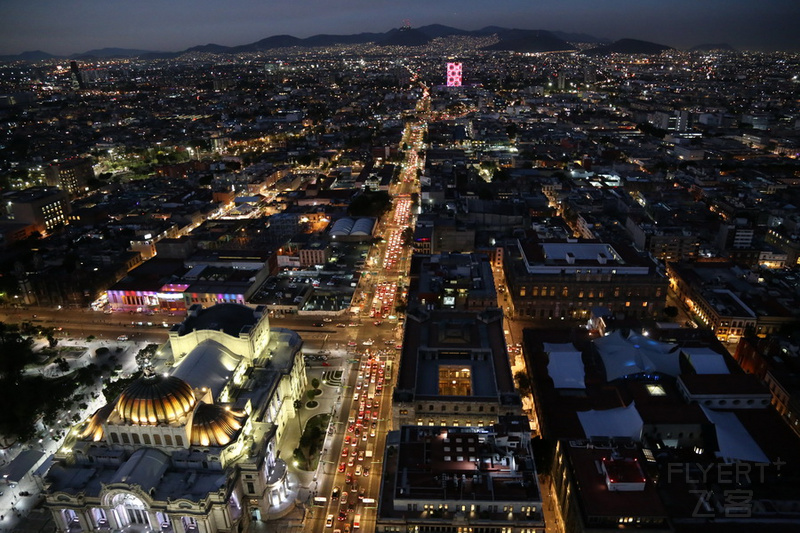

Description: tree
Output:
[311,377,320,389]
[401,227,414,247]
[663,306,679,318]
[0,323,34,378]
[514,370,532,397]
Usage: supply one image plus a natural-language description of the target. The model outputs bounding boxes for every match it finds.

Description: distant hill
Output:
[483,29,574,53]
[585,38,673,55]
[232,35,303,52]
[690,43,737,52]
[417,24,473,39]
[551,31,610,44]
[378,28,431,47]
[75,47,157,58]
[300,32,383,47]
[0,26,671,62]
[185,43,234,54]
[0,50,55,61]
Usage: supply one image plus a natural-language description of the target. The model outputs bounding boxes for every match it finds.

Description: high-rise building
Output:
[69,60,86,89]
[446,62,462,87]
[44,157,94,195]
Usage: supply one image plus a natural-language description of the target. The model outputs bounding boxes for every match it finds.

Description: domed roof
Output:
[190,402,245,447]
[115,374,197,425]
[79,403,114,441]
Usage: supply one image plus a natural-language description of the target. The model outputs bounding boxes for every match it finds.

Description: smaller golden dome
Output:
[190,403,245,447]
[79,403,114,442]
[116,375,197,425]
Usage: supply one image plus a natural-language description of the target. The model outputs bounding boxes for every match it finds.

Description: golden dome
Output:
[116,375,197,425]
[79,403,114,441]
[190,402,245,447]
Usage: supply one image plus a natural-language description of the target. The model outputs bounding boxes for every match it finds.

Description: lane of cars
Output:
[328,355,387,529]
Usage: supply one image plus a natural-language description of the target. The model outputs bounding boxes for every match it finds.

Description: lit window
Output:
[646,384,665,396]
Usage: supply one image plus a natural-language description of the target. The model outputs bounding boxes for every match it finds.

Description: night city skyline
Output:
[2,0,800,56]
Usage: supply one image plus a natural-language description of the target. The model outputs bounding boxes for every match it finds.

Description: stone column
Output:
[50,509,69,533]
[75,510,91,532]
[146,509,160,530]
[106,507,121,530]
[171,516,186,533]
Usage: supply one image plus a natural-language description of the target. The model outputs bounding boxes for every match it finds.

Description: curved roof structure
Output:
[110,448,171,491]
[190,402,245,447]
[350,218,375,236]
[79,403,114,442]
[330,217,355,236]
[115,375,197,425]
[171,339,242,400]
[329,217,374,237]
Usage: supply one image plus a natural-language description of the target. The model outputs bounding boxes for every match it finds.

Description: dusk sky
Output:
[1,0,799,56]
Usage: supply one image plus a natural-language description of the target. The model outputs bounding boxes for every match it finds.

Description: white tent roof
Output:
[172,339,243,400]
[543,342,579,353]
[702,407,769,463]
[594,330,680,381]
[547,352,586,389]
[683,347,729,374]
[545,343,585,389]
[578,402,643,441]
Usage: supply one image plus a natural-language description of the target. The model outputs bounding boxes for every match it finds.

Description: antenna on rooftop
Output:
[401,19,412,31]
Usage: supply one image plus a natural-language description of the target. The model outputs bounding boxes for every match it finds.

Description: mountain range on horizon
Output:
[0,24,735,62]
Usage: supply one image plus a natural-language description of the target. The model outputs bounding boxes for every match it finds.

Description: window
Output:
[121,433,130,444]
[143,434,151,445]
[154,434,162,445]
[176,435,183,446]
[132,434,140,444]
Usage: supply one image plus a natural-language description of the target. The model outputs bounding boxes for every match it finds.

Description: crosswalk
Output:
[322,369,344,387]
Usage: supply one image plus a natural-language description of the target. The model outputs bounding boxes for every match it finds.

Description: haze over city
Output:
[2,0,800,55]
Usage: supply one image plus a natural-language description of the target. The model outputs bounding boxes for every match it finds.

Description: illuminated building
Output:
[44,158,94,196]
[504,234,667,320]
[2,186,71,233]
[446,62,462,87]
[42,303,307,532]
[392,306,522,428]
[377,420,545,532]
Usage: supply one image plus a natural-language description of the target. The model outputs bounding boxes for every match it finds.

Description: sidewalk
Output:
[259,359,353,531]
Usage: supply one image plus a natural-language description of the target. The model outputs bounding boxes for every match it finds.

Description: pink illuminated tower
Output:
[446,62,462,87]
